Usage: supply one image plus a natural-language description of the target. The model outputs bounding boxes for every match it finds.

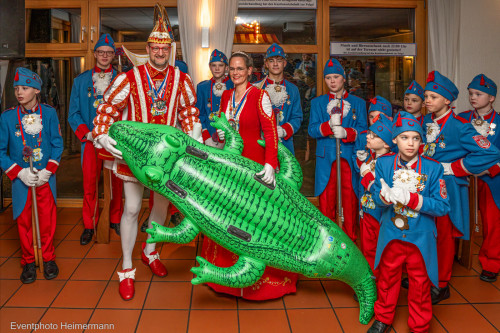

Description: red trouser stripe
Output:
[375,240,432,333]
[478,179,500,273]
[16,183,57,265]
[319,158,358,241]
[360,212,380,271]
[82,143,123,229]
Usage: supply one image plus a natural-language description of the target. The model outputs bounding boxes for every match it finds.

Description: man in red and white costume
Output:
[92,5,202,300]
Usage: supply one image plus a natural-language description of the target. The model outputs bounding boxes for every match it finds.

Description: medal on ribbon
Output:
[146,66,169,116]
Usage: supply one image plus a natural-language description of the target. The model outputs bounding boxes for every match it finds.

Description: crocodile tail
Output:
[351,272,377,324]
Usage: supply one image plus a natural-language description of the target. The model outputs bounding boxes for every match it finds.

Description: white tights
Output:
[120,181,169,270]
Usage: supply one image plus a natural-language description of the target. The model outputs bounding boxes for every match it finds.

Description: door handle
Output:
[81,26,87,42]
[91,26,96,42]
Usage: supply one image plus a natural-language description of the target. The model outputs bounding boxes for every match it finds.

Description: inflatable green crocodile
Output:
[109,114,376,324]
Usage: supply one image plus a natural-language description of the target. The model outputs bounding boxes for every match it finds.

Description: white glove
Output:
[277,126,286,139]
[18,168,38,187]
[441,162,454,176]
[217,129,225,141]
[189,122,203,143]
[256,163,276,186]
[359,162,372,177]
[379,178,392,202]
[329,113,341,127]
[332,126,347,139]
[389,187,411,206]
[85,132,93,142]
[35,168,52,187]
[356,150,369,162]
[95,134,122,159]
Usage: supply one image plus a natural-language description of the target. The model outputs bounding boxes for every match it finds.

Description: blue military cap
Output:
[405,80,424,101]
[323,58,345,78]
[94,33,116,51]
[368,96,392,118]
[13,67,42,90]
[424,71,459,102]
[209,49,228,65]
[369,114,394,148]
[392,111,424,139]
[265,43,286,59]
[468,74,497,97]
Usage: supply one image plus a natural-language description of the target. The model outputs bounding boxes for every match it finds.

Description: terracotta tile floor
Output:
[1,207,499,333]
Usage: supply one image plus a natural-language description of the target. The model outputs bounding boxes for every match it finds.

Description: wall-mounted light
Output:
[201,27,209,48]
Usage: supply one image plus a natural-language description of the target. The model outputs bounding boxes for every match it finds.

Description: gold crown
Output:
[147,3,174,44]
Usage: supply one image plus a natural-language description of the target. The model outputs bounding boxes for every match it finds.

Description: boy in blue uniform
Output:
[422,71,500,303]
[358,114,394,269]
[196,49,233,147]
[308,58,367,241]
[403,80,425,125]
[254,43,303,154]
[68,33,123,245]
[354,96,393,178]
[0,68,63,283]
[458,74,500,282]
[368,112,450,333]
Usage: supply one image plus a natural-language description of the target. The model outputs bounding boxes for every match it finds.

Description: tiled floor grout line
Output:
[281,296,293,333]
[431,313,449,333]
[186,232,200,333]
[83,254,121,332]
[469,303,500,332]
[319,279,345,333]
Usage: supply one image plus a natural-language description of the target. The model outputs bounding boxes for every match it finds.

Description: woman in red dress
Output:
[201,52,298,300]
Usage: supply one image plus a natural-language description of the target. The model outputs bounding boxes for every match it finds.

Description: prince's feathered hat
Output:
[148,3,175,45]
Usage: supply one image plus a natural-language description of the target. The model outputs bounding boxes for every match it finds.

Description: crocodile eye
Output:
[165,135,180,148]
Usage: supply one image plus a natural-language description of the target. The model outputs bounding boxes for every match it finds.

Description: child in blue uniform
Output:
[368,111,450,333]
[354,96,393,179]
[68,33,123,245]
[458,74,500,282]
[254,43,303,154]
[358,114,394,270]
[422,70,500,303]
[196,49,233,147]
[403,80,425,125]
[308,58,368,241]
[0,67,63,283]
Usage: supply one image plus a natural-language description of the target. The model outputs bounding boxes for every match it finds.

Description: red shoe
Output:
[141,243,168,277]
[118,268,136,301]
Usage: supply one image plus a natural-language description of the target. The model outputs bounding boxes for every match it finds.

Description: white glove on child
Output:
[332,126,347,139]
[359,162,372,177]
[389,187,411,206]
[35,168,52,187]
[441,162,454,176]
[356,150,369,162]
[95,134,122,159]
[85,132,93,142]
[277,126,286,139]
[379,178,392,203]
[217,129,225,141]
[189,122,203,143]
[18,168,38,187]
[256,163,276,186]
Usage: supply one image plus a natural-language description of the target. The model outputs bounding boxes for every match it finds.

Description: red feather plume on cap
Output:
[14,72,19,81]
[214,50,217,56]
[373,114,381,123]
[395,112,403,127]
[328,59,333,67]
[370,97,377,105]
[427,71,435,83]
[272,46,275,52]
[409,82,414,89]
[105,35,109,44]
[480,75,486,86]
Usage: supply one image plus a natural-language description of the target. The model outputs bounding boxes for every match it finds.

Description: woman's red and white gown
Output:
[201,83,298,300]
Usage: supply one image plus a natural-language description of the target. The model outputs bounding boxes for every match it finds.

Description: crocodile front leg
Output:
[191,255,266,288]
[146,219,200,244]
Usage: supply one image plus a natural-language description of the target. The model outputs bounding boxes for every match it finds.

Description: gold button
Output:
[402,234,406,238]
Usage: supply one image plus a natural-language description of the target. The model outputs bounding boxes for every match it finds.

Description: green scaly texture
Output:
[109,114,376,324]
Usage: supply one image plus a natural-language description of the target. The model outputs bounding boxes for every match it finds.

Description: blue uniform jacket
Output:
[196,77,233,139]
[308,92,367,197]
[254,78,303,154]
[0,104,64,219]
[371,154,450,287]
[458,110,500,209]
[68,68,117,164]
[422,111,500,239]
